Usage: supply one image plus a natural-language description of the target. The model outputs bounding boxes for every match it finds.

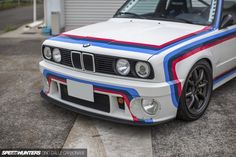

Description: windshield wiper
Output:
[149,17,193,24]
[174,18,194,24]
[117,12,145,19]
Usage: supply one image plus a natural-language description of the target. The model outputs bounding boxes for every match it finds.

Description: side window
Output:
[188,0,216,23]
[222,0,236,24]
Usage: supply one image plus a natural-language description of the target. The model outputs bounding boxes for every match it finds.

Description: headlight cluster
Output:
[42,46,154,79]
[135,61,151,78]
[43,46,61,63]
[116,59,131,76]
[115,59,152,79]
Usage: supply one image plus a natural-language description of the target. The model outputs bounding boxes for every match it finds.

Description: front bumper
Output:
[39,60,177,125]
[41,91,170,126]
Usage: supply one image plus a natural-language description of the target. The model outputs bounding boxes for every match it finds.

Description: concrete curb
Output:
[63,115,153,157]
[0,24,47,39]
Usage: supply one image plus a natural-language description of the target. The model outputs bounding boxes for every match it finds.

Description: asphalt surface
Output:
[152,78,236,157]
[0,38,77,148]
[0,37,235,156]
[0,4,44,34]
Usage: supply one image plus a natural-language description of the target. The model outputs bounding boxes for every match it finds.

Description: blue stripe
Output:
[43,69,140,98]
[47,28,213,108]
[164,28,236,81]
[213,68,236,85]
[164,28,236,108]
[143,118,154,124]
[49,27,211,55]
[152,28,213,56]
[49,36,158,54]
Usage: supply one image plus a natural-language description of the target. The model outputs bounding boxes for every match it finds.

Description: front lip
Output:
[40,91,171,126]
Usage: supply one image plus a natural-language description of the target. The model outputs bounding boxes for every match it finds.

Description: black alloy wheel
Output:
[177,60,213,121]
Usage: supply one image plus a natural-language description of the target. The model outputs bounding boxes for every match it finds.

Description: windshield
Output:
[114,0,218,25]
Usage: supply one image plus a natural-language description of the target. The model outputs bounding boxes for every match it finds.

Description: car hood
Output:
[47,18,209,60]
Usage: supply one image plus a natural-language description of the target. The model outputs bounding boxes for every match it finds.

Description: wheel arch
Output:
[182,57,214,85]
[197,58,213,71]
[176,52,215,87]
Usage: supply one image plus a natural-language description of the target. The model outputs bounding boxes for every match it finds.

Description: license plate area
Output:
[67,79,94,102]
[60,84,110,113]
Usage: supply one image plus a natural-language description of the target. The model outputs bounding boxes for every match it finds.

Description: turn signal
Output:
[117,97,125,110]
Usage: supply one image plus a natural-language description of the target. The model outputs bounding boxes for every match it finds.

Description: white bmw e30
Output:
[40,0,236,125]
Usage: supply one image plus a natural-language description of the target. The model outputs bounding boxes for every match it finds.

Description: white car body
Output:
[40,0,236,125]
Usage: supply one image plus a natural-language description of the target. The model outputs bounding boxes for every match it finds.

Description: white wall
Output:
[64,0,125,31]
[44,0,65,29]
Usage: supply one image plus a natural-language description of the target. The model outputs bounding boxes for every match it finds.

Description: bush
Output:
[0,0,43,10]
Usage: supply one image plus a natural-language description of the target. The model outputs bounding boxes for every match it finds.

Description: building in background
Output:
[44,0,125,33]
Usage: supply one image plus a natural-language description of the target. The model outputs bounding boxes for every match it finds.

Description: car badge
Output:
[83,43,91,48]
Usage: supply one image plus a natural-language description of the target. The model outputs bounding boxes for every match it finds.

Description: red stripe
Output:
[48,76,66,83]
[45,76,66,95]
[61,26,210,49]
[161,26,211,48]
[172,34,236,96]
[214,66,236,80]
[45,75,138,122]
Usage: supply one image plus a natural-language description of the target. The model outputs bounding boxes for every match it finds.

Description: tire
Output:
[177,60,213,121]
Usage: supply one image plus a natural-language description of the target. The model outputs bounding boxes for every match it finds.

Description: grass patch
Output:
[0,0,42,11]
[4,25,17,32]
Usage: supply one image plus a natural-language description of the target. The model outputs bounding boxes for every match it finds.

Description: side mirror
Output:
[221,14,234,29]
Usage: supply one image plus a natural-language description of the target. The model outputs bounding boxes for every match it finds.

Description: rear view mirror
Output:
[221,14,234,29]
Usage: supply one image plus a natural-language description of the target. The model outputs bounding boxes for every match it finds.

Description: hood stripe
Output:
[61,26,210,49]
[49,35,158,54]
[48,26,211,55]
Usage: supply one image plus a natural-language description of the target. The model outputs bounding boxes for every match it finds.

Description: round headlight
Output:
[52,48,61,63]
[135,62,151,78]
[116,59,130,76]
[43,47,52,60]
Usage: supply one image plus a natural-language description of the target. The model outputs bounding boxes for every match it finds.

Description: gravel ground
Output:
[152,78,236,157]
[0,38,77,148]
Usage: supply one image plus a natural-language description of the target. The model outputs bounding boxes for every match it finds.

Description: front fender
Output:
[175,49,215,85]
[149,47,215,108]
